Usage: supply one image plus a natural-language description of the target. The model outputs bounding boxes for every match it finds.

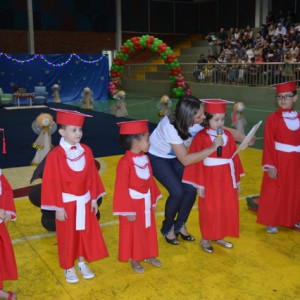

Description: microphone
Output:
[216,127,223,157]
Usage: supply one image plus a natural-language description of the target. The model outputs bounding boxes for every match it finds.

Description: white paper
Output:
[232,120,262,158]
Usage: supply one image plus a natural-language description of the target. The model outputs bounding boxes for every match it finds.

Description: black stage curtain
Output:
[0,103,156,169]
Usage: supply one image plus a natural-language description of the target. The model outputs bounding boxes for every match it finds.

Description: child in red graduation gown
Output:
[113,120,162,274]
[257,81,300,234]
[0,169,18,300]
[41,109,108,284]
[183,99,244,253]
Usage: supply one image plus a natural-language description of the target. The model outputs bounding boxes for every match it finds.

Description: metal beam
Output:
[27,0,35,54]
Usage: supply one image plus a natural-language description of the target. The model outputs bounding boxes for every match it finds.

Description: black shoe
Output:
[165,236,179,245]
[177,232,195,241]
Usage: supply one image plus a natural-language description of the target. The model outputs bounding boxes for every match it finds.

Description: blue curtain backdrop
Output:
[0,53,109,101]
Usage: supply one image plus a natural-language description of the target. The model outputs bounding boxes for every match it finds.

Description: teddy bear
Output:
[31,113,57,166]
[111,90,128,117]
[157,95,173,119]
[81,87,94,110]
[231,101,247,135]
[51,84,61,103]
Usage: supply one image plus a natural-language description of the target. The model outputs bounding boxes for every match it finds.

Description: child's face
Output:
[59,125,83,145]
[209,113,226,130]
[276,92,297,110]
[132,132,150,154]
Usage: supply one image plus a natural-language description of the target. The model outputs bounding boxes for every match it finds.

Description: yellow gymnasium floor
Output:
[2,147,300,300]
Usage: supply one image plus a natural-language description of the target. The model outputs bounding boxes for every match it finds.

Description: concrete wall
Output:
[124,79,300,110]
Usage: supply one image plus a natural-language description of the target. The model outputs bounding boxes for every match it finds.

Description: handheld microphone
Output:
[216,127,223,157]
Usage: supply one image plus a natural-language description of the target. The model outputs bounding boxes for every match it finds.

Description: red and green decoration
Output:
[109,35,192,98]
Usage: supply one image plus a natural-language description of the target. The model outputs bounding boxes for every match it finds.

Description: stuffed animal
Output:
[51,84,61,103]
[31,113,57,166]
[231,102,247,135]
[81,87,94,110]
[156,95,173,119]
[111,90,128,117]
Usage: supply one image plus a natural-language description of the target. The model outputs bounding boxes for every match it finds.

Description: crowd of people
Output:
[194,10,300,85]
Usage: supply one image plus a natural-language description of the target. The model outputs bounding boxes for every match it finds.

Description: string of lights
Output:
[0,53,104,67]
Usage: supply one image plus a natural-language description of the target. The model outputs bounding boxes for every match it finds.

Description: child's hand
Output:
[3,213,12,222]
[127,215,136,222]
[237,183,241,193]
[91,201,98,215]
[56,209,67,221]
[267,167,277,179]
[212,136,223,150]
[197,187,205,198]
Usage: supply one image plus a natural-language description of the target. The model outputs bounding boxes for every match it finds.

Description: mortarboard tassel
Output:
[0,129,6,154]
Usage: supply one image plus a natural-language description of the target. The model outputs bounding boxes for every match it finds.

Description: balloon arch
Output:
[108,35,191,98]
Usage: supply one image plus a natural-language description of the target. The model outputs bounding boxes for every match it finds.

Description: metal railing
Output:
[123,62,300,87]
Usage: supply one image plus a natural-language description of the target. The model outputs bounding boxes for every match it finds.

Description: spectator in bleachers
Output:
[246,26,254,39]
[245,43,255,63]
[268,24,276,39]
[235,41,246,59]
[218,27,228,54]
[274,23,287,37]
[290,40,299,60]
[193,54,208,82]
[253,32,264,48]
[226,54,239,84]
[205,32,219,58]
[254,43,264,63]
[282,52,296,82]
[205,55,219,83]
[258,24,269,39]
[283,33,292,52]
[243,27,253,47]
[233,28,241,43]
[276,41,285,59]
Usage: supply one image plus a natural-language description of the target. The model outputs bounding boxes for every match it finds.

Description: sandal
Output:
[130,260,144,274]
[144,257,162,267]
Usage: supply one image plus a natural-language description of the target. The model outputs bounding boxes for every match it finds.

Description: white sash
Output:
[203,157,237,188]
[275,142,300,153]
[62,191,90,230]
[129,188,151,228]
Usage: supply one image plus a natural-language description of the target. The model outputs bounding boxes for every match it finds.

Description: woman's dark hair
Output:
[202,112,214,128]
[119,133,143,150]
[169,95,202,140]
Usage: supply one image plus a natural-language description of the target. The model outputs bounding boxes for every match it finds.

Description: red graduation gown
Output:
[0,173,17,288]
[113,151,161,262]
[183,129,244,240]
[257,109,300,227]
[41,144,108,269]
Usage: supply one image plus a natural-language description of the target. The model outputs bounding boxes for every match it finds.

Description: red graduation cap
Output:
[51,108,92,127]
[271,81,299,94]
[117,120,149,135]
[200,99,234,114]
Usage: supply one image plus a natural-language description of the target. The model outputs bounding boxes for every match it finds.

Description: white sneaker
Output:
[64,267,79,283]
[294,222,300,229]
[78,262,94,279]
[266,226,278,234]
